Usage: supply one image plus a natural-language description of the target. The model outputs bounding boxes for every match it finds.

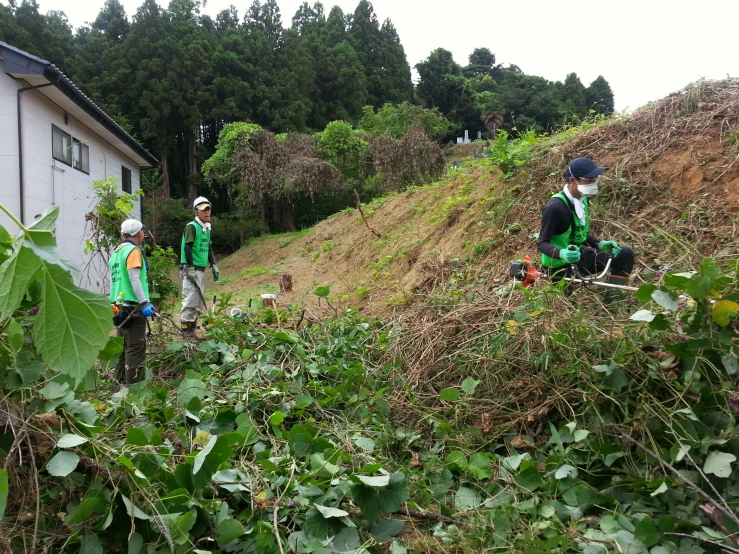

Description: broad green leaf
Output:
[216,518,244,546]
[516,463,545,491]
[160,509,197,545]
[33,263,111,385]
[0,469,7,520]
[313,285,330,297]
[454,486,481,509]
[350,474,408,523]
[23,239,81,279]
[574,429,590,442]
[57,434,88,448]
[651,290,677,311]
[501,453,529,471]
[193,435,217,474]
[352,435,376,452]
[555,465,578,479]
[351,484,380,523]
[446,450,467,470]
[562,484,597,510]
[650,481,669,496]
[355,475,391,487]
[4,318,23,353]
[79,533,103,554]
[128,533,143,554]
[66,497,102,525]
[120,494,150,520]
[290,432,314,456]
[177,378,206,406]
[635,284,657,303]
[0,224,9,244]
[713,300,739,326]
[47,451,80,476]
[634,516,660,547]
[467,453,492,479]
[722,355,739,376]
[39,381,70,399]
[314,504,349,518]
[310,453,341,477]
[269,411,285,425]
[704,451,736,478]
[0,245,41,320]
[97,336,123,362]
[332,527,361,551]
[377,474,409,514]
[461,377,479,394]
[686,275,711,299]
[630,309,655,322]
[602,367,629,393]
[439,387,460,402]
[614,530,647,554]
[126,428,149,446]
[304,507,345,539]
[369,519,405,543]
[700,257,721,280]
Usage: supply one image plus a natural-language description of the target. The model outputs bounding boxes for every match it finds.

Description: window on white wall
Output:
[122,166,132,193]
[52,125,72,165]
[72,139,90,174]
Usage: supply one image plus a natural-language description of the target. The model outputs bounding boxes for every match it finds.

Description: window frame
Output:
[71,138,90,175]
[52,124,72,166]
[122,166,132,193]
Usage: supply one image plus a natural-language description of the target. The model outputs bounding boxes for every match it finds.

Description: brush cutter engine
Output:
[510,255,638,291]
[509,255,541,288]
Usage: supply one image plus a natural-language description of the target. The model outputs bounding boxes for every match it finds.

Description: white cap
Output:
[193,196,211,210]
[121,219,144,236]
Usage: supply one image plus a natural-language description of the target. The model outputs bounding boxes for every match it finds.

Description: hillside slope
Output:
[211,79,739,317]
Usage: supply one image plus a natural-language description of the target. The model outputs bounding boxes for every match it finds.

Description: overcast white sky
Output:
[8,0,739,111]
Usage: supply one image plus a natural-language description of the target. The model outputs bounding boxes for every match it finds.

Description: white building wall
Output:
[0,60,143,292]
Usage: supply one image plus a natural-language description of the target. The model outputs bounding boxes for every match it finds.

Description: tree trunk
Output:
[187,126,198,203]
[278,198,296,233]
[161,153,170,197]
[259,197,268,232]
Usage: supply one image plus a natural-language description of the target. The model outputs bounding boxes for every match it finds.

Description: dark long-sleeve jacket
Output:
[537,194,599,260]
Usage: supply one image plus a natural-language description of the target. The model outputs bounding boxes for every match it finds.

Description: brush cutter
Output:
[510,252,639,292]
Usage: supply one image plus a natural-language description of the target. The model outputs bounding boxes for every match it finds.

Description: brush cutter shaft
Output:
[570,257,612,281]
[563,277,638,291]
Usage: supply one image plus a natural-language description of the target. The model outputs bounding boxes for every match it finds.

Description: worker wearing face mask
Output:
[537,157,634,286]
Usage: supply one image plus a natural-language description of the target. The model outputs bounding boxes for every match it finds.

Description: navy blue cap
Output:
[567,157,608,179]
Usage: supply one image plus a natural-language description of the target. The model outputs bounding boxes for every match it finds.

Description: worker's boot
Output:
[180,321,196,334]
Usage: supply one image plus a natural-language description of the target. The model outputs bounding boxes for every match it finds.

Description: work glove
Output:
[212,264,220,282]
[560,245,581,264]
[598,240,621,257]
[186,266,197,281]
[140,303,156,317]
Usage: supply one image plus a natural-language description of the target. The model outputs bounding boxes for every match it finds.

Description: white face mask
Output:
[577,182,599,197]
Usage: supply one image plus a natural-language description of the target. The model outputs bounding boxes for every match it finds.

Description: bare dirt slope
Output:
[210,79,739,318]
[211,163,499,318]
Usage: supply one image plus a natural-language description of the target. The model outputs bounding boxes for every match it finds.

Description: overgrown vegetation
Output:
[3,198,739,553]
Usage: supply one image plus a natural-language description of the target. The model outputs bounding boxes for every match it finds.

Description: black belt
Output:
[181,264,206,271]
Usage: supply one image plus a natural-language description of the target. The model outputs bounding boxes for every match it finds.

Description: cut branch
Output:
[353,189,381,238]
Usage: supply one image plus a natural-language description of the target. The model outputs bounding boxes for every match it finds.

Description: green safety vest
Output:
[180,220,211,267]
[109,242,150,303]
[541,193,590,269]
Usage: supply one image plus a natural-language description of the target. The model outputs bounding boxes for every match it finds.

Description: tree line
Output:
[0,0,615,242]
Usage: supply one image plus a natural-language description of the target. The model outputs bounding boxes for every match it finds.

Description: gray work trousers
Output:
[114,313,147,384]
[180,266,206,323]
